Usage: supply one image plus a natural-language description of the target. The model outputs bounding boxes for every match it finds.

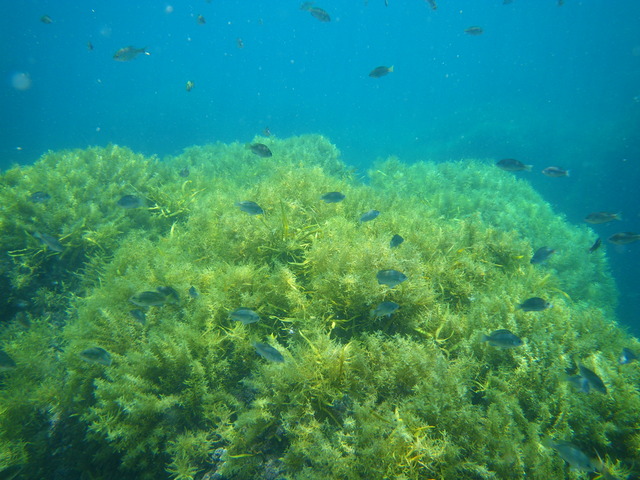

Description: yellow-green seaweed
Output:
[0,134,638,480]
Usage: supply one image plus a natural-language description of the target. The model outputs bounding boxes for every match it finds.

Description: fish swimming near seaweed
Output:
[517,297,552,312]
[79,347,112,366]
[370,301,399,319]
[567,364,607,394]
[321,192,345,203]
[229,308,260,325]
[544,440,599,472]
[117,194,144,209]
[542,166,569,177]
[530,246,556,264]
[588,238,602,254]
[496,158,532,172]
[376,269,407,288]
[113,46,150,61]
[481,329,523,348]
[33,231,64,252]
[359,209,380,222]
[235,201,264,215]
[608,232,640,245]
[253,342,284,363]
[584,212,621,224]
[248,143,273,157]
[390,234,404,248]
[129,290,167,307]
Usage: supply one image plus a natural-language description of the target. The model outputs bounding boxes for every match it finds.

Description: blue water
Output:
[1,1,639,331]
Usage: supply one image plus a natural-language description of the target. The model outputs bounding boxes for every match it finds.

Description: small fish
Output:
[360,209,380,222]
[619,347,637,365]
[263,126,271,137]
[87,41,94,51]
[179,166,190,178]
[608,232,640,245]
[376,269,407,288]
[390,234,404,248]
[117,194,143,209]
[236,38,244,49]
[156,286,180,304]
[371,301,399,319]
[113,46,150,61]
[186,80,195,92]
[464,26,484,36]
[321,192,345,203]
[542,166,569,177]
[80,347,112,366]
[229,308,260,325]
[482,329,523,348]
[530,246,556,264]
[248,143,273,157]
[425,0,437,10]
[33,231,64,252]
[29,191,51,203]
[545,441,598,472]
[40,15,53,24]
[253,342,285,363]
[235,201,264,215]
[517,297,552,312]
[496,158,532,172]
[369,66,394,78]
[196,14,206,25]
[129,291,166,307]
[584,212,621,224]
[0,350,17,370]
[588,238,602,254]
[569,365,607,394]
[188,286,198,298]
[129,309,146,324]
[300,2,331,22]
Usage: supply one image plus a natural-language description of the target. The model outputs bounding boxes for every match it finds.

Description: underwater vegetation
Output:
[1,135,639,479]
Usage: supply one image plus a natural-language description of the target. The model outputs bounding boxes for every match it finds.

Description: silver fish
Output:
[253,342,284,363]
[482,329,523,348]
[229,308,260,325]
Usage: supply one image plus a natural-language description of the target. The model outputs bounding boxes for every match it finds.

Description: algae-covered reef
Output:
[1,135,639,480]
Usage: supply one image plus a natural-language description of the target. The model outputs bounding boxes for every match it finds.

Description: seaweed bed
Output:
[0,134,638,480]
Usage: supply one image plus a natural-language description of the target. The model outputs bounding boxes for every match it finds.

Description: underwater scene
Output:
[1,2,640,480]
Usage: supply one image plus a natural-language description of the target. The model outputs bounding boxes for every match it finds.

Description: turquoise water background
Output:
[1,0,639,331]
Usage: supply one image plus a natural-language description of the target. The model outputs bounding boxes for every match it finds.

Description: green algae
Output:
[0,135,638,479]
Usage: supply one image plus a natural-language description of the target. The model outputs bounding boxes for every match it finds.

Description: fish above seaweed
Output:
[29,191,51,203]
[608,232,640,245]
[117,194,144,209]
[253,342,284,363]
[389,234,404,248]
[321,191,345,203]
[530,246,556,264]
[248,143,272,157]
[545,440,599,472]
[188,286,198,298]
[588,238,602,254]
[300,2,331,22]
[482,329,523,348]
[619,347,637,365]
[229,308,260,325]
[496,158,532,172]
[542,166,569,177]
[369,66,394,78]
[113,46,150,61]
[33,231,64,252]
[129,309,146,324]
[79,347,112,366]
[370,301,399,319]
[464,26,484,36]
[567,365,607,394]
[235,201,264,215]
[129,290,167,307]
[517,297,552,312]
[376,269,407,288]
[0,350,17,370]
[156,286,180,305]
[584,212,621,224]
[359,209,380,223]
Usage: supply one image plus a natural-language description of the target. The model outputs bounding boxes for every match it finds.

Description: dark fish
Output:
[542,166,569,177]
[229,308,260,325]
[360,209,380,222]
[496,158,532,172]
[253,342,285,362]
[588,238,601,254]
[179,166,190,177]
[576,365,607,394]
[248,143,272,157]
[0,350,17,370]
[545,441,597,472]
[425,0,437,9]
[129,309,146,324]
[263,126,271,137]
[369,66,394,78]
[390,234,404,248]
[517,297,552,312]
[584,212,620,224]
[113,46,150,61]
[464,26,484,36]
[40,15,53,24]
[87,41,94,51]
[530,246,556,264]
[371,301,399,319]
[156,286,180,304]
[33,231,64,252]
[196,14,206,25]
[300,3,331,22]
[80,347,112,366]
[188,286,198,298]
[117,194,143,209]
[29,191,51,203]
[129,291,166,307]
[236,38,244,49]
[235,201,264,215]
[186,81,194,92]
[619,347,637,365]
[482,329,523,348]
[608,232,640,245]
[321,192,345,203]
[376,269,407,288]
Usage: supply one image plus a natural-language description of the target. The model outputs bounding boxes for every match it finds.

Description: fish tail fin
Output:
[565,169,570,177]
[388,65,394,73]
[614,213,622,221]
[525,164,533,171]
[481,334,489,342]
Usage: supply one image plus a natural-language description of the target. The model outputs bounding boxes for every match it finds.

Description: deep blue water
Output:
[1,1,639,332]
